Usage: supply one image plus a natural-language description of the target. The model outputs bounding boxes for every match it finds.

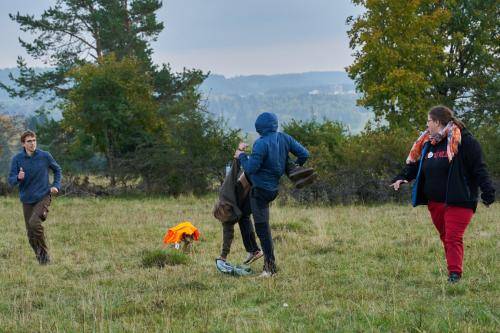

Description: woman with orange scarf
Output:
[391,106,495,283]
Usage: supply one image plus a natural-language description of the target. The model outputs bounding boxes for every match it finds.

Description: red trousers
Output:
[427,201,474,275]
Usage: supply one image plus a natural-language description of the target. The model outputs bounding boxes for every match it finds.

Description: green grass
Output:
[0,196,498,332]
[140,249,190,268]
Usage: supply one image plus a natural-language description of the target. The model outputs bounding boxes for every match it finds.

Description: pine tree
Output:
[1,0,163,99]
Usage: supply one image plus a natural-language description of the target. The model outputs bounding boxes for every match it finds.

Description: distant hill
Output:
[0,68,48,117]
[0,68,372,133]
[200,71,371,133]
[201,71,354,95]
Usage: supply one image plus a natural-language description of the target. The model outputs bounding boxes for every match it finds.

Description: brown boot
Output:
[294,172,318,189]
[287,165,314,182]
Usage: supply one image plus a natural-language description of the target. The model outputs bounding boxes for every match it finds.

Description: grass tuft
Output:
[140,249,189,268]
[272,221,307,233]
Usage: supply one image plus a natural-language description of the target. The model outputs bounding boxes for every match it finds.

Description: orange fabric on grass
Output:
[163,221,200,244]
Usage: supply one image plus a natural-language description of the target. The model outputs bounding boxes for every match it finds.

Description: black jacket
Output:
[394,129,495,211]
[213,159,250,223]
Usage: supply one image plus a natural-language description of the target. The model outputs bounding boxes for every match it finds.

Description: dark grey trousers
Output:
[220,192,260,258]
[22,194,51,258]
[250,187,278,273]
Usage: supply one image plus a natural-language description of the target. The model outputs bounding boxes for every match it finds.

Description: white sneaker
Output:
[259,270,274,278]
[243,250,264,265]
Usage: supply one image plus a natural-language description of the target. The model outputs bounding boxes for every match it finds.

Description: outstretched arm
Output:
[390,162,418,190]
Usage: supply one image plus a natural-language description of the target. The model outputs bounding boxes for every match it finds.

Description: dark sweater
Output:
[8,149,62,204]
[422,139,449,202]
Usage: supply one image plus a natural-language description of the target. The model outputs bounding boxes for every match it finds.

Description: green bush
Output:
[283,120,418,204]
[283,117,499,205]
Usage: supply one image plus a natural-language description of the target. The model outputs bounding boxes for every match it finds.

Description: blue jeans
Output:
[250,187,278,272]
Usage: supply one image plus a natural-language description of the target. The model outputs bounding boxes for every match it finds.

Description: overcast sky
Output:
[0,1,363,76]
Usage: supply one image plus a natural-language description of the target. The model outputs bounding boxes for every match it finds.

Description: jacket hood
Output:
[255,112,278,135]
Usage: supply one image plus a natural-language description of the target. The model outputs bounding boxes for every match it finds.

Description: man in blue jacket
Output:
[235,112,309,277]
[8,130,62,264]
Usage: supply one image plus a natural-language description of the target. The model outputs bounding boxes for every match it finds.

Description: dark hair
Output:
[20,130,36,143]
[428,105,465,129]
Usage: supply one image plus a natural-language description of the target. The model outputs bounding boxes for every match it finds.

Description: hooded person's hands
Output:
[234,142,248,159]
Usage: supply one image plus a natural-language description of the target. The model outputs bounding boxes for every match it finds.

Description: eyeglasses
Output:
[24,139,36,143]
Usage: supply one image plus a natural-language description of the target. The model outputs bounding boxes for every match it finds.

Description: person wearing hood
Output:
[8,130,62,265]
[235,112,309,277]
[390,106,495,283]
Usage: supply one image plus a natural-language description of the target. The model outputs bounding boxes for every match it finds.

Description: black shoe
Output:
[36,249,51,265]
[40,253,51,265]
[447,272,461,283]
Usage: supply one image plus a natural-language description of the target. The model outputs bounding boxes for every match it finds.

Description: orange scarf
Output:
[406,122,461,164]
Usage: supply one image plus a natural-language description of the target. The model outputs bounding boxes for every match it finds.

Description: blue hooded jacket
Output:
[8,148,62,204]
[238,112,309,191]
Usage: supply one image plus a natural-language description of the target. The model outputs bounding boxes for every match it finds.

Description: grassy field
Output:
[0,196,498,332]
